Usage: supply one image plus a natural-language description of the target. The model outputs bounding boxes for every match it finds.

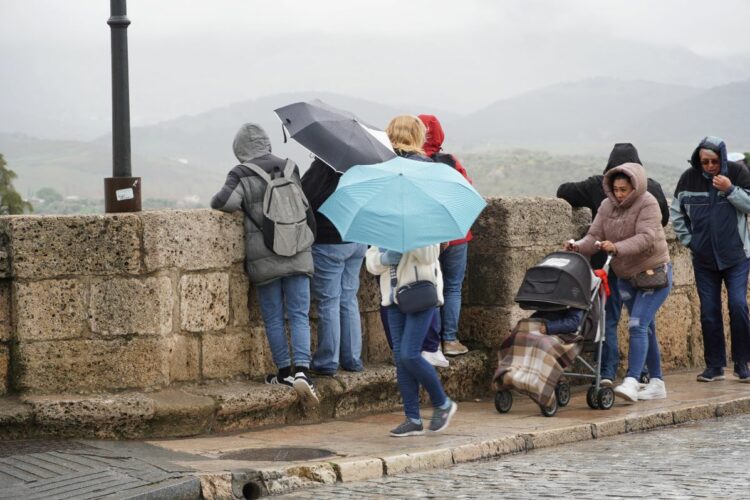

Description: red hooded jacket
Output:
[419,114,473,246]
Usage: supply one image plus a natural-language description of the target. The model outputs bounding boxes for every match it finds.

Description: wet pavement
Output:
[278,413,750,499]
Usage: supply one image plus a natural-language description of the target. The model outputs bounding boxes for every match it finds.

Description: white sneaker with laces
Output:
[614,376,640,403]
[421,350,449,368]
[637,378,667,400]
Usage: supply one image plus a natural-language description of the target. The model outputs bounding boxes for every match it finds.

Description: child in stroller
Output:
[492,251,614,417]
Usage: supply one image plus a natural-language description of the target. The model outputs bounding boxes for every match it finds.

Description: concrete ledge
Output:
[0,351,490,440]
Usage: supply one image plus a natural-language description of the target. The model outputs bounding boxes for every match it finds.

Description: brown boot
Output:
[443,340,469,356]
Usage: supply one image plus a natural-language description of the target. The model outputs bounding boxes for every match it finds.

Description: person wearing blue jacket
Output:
[671,136,750,383]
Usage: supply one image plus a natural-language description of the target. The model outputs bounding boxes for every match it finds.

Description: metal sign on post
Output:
[105,0,141,213]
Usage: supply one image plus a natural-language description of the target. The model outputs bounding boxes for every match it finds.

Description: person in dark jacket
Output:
[419,114,473,357]
[301,158,368,376]
[211,123,319,405]
[557,143,669,387]
[671,136,750,383]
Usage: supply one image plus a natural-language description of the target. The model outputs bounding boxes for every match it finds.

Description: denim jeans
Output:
[311,243,368,374]
[617,263,672,380]
[381,305,441,353]
[387,307,448,421]
[255,274,312,369]
[601,276,657,380]
[693,258,750,367]
[439,243,468,342]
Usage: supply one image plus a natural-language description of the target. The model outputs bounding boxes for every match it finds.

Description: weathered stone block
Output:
[451,435,527,463]
[25,393,155,439]
[471,197,574,250]
[229,270,250,327]
[202,331,251,379]
[180,273,229,332]
[14,279,87,341]
[625,410,674,432]
[169,335,201,382]
[382,449,454,475]
[654,292,694,371]
[461,305,524,348]
[524,424,593,450]
[202,327,272,379]
[363,311,390,364]
[670,243,695,287]
[89,276,173,335]
[331,458,383,482]
[142,209,244,272]
[467,245,558,306]
[0,281,10,342]
[357,266,382,313]
[16,337,170,393]
[5,214,142,278]
[0,345,8,396]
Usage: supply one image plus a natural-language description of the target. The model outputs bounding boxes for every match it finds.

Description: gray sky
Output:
[2,0,750,140]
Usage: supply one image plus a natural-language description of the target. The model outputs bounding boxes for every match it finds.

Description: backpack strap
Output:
[282,159,297,179]
[243,162,273,183]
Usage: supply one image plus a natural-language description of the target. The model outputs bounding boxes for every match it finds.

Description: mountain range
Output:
[2,78,749,202]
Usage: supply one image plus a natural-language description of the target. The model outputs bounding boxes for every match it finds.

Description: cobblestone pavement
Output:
[278,414,750,499]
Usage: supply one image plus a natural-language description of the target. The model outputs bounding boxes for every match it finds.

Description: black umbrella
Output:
[274,99,396,173]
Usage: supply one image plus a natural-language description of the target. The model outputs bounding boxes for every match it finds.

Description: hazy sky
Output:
[2,0,750,140]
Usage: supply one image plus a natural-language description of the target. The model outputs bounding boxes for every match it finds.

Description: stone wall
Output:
[0,210,387,396]
[0,201,714,396]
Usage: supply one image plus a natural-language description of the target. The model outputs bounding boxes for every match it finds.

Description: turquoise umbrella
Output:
[319,156,486,252]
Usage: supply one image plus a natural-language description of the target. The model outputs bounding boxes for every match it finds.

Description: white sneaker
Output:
[637,378,667,400]
[600,378,613,387]
[421,350,449,368]
[614,376,640,403]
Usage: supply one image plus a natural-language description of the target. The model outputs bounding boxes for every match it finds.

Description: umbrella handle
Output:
[281,124,288,143]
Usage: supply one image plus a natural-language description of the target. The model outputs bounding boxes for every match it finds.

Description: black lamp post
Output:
[105,0,141,213]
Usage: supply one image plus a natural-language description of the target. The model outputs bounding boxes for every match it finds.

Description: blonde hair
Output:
[386,115,426,155]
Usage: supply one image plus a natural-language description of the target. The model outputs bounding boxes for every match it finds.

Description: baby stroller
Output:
[492,251,614,417]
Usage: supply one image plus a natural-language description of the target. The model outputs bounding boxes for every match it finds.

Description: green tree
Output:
[35,187,63,203]
[0,153,32,215]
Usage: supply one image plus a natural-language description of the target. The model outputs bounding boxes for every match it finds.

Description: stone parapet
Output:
[0,199,714,397]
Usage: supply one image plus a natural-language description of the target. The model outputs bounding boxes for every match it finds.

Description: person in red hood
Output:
[419,114,473,356]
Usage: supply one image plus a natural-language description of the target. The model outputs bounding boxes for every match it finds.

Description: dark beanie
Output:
[604,143,642,173]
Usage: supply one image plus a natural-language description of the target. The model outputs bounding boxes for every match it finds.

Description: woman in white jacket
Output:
[366,244,457,437]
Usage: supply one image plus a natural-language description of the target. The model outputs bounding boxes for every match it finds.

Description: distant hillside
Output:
[448,78,703,149]
[3,79,749,204]
[461,149,682,199]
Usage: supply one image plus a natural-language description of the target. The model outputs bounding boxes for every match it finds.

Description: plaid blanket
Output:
[492,325,582,408]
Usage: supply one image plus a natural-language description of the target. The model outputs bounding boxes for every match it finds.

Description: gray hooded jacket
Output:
[211,123,314,285]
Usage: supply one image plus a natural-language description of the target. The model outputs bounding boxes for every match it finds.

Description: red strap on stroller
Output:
[594,269,610,297]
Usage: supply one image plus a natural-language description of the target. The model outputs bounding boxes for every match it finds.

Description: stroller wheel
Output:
[540,396,558,417]
[597,387,615,410]
[586,386,598,409]
[555,382,571,407]
[494,390,513,413]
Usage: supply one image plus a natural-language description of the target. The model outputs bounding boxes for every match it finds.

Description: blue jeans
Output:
[693,258,750,367]
[601,276,657,380]
[311,243,368,374]
[381,306,441,353]
[255,274,312,369]
[387,307,448,421]
[439,243,468,342]
[617,263,672,380]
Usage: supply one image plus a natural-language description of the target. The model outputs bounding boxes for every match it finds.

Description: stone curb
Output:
[0,351,490,440]
[213,394,750,498]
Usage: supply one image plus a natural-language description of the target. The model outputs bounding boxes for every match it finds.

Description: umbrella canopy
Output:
[319,157,487,252]
[274,99,396,173]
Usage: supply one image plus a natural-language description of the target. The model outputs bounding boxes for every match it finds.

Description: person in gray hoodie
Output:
[211,123,318,405]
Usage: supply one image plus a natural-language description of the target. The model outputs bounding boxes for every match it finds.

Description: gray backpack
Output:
[244,160,315,257]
